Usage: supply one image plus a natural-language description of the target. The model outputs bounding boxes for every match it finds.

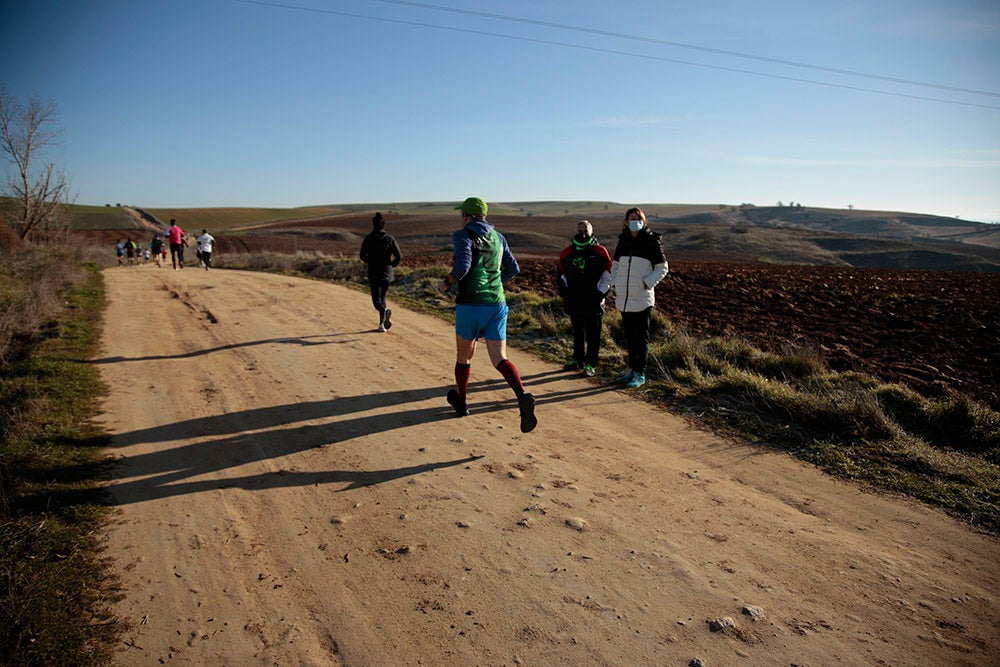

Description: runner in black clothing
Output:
[359,212,402,332]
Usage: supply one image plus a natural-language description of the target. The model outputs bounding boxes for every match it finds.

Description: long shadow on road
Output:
[87,332,364,364]
[103,369,615,506]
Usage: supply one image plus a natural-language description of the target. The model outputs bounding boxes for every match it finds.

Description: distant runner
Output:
[167,219,186,270]
[196,229,216,271]
[359,212,402,332]
[150,234,164,268]
[124,238,137,266]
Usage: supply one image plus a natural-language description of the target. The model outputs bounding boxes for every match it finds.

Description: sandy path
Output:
[97,267,998,666]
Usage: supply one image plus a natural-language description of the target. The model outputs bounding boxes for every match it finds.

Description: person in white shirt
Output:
[196,229,216,270]
[609,207,668,388]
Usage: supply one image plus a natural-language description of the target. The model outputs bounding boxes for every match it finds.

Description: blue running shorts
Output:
[455,303,508,341]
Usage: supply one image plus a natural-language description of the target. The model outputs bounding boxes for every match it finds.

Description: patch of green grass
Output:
[68,204,133,229]
[0,263,120,665]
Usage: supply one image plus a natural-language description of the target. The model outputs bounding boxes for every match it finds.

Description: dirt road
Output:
[98,267,998,666]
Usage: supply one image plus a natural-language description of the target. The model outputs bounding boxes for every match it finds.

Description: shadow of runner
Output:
[95,363,617,506]
[109,455,485,504]
[86,332,364,364]
[108,378,504,448]
[101,380,519,505]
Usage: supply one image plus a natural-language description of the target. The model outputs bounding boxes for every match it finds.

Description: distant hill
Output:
[63,204,348,231]
[63,200,1000,271]
[650,204,1000,271]
[677,205,1000,249]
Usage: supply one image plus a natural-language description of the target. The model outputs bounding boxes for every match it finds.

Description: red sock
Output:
[495,359,525,396]
[455,363,471,398]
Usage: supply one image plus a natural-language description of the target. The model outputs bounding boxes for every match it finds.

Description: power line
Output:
[232,0,1000,110]
[364,0,1000,99]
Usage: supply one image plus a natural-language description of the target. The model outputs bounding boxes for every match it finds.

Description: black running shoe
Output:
[383,308,392,330]
[517,392,537,433]
[447,389,469,417]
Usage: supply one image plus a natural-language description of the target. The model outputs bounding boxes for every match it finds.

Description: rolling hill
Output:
[65,201,1000,271]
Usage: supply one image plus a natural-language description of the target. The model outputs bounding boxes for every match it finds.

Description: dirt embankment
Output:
[120,206,165,232]
[99,267,998,666]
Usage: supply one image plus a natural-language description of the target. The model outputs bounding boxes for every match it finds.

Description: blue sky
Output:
[2,0,998,221]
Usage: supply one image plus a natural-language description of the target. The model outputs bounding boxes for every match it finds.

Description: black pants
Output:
[569,311,603,367]
[170,242,184,267]
[369,281,389,322]
[621,307,652,374]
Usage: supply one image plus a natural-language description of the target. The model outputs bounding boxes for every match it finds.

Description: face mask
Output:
[628,219,643,232]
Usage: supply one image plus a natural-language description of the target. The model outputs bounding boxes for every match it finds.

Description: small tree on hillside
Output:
[0,86,71,241]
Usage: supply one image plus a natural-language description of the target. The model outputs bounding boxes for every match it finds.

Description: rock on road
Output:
[98,267,998,666]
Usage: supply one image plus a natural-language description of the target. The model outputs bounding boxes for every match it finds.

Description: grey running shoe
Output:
[383,308,392,330]
[447,389,469,417]
[518,393,537,433]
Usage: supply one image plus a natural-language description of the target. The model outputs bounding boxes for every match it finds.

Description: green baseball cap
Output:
[456,197,488,216]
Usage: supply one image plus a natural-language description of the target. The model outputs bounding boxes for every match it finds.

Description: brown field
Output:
[521,258,996,411]
[75,210,1000,410]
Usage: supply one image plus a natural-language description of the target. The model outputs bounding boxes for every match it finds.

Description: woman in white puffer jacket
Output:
[609,207,669,388]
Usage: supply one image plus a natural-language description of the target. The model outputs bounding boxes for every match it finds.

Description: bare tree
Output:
[0,86,71,241]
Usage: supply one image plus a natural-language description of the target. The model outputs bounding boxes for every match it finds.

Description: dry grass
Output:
[1,246,118,664]
[0,245,104,368]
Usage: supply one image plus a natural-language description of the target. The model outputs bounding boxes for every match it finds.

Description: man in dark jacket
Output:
[360,212,402,332]
[556,220,612,377]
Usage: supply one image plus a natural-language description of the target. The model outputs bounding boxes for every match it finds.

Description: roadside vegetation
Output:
[0,239,118,665]
[222,251,1000,533]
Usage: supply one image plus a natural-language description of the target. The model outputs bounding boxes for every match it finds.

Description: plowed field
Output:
[516,257,1000,411]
